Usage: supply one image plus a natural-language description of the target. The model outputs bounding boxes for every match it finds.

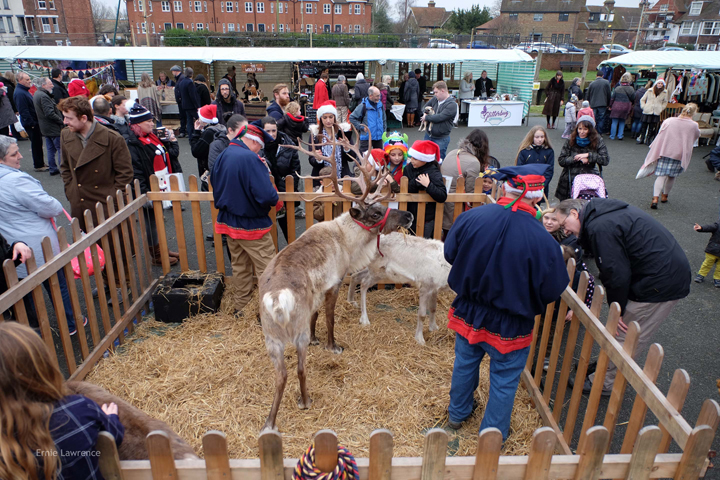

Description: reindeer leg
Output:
[415,289,427,346]
[309,311,320,346]
[262,339,287,431]
[295,338,312,409]
[348,271,361,308]
[359,274,372,326]
[324,284,344,354]
[428,290,439,332]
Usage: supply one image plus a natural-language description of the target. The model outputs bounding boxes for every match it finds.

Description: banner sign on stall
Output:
[242,64,265,73]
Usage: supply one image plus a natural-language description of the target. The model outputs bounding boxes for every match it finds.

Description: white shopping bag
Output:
[157,171,186,209]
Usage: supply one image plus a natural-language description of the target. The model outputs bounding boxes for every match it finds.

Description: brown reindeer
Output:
[259,127,414,431]
[65,381,199,460]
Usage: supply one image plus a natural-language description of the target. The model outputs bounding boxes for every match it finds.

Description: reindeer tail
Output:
[262,289,295,326]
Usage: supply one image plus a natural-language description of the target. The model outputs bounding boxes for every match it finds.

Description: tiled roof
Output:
[676,0,720,21]
[476,16,503,29]
[500,0,584,14]
[581,6,642,30]
[410,6,453,28]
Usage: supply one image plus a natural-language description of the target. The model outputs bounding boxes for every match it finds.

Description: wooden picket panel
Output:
[71,219,101,345]
[258,430,284,480]
[94,207,126,345]
[132,181,154,288]
[169,175,190,271]
[57,227,90,358]
[472,428,502,480]
[97,431,124,480]
[116,192,142,330]
[203,431,232,480]
[524,427,556,480]
[574,426,609,480]
[147,431,179,479]
[624,426,663,480]
[421,429,448,480]
[150,176,172,274]
[3,259,29,325]
[369,429,393,480]
[658,369,691,454]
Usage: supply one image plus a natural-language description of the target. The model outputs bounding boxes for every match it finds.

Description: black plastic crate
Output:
[152,272,225,323]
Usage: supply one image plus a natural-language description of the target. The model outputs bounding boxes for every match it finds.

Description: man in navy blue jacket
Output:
[444,164,568,441]
[174,67,201,139]
[13,71,46,171]
[213,123,279,310]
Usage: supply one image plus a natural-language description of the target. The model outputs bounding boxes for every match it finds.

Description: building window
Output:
[174,1,181,11]
[323,23,329,31]
[228,22,235,30]
[558,13,568,21]
[151,22,155,32]
[334,23,340,31]
[48,0,55,8]
[588,12,598,21]
[703,20,720,34]
[659,3,668,11]
[0,18,5,32]
[257,2,263,11]
[2,0,8,9]
[222,22,225,31]
[354,4,360,13]
[246,22,254,31]
[305,22,311,32]
[176,22,184,28]
[258,22,265,30]
[194,0,201,10]
[681,21,699,35]
[689,1,702,15]
[279,23,284,31]
[305,2,311,13]
[220,2,223,10]
[141,21,146,32]
[52,16,58,31]
[138,0,143,10]
[270,2,273,12]
[164,22,171,29]
[323,3,329,13]
[148,1,152,11]
[334,3,341,13]
[354,23,360,32]
[533,13,543,21]
[278,2,282,12]
[226,1,232,11]
[41,17,50,31]
[6,16,14,32]
[245,1,251,11]
[509,12,517,20]
[161,1,170,10]
[551,33,556,42]
[204,0,207,10]
[38,0,46,8]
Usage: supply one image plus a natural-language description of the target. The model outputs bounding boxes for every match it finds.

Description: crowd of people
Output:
[0,61,718,480]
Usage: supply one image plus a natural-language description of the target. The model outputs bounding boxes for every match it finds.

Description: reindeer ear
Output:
[349,206,364,220]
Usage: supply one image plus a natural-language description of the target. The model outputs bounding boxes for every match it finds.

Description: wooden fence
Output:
[0,175,717,479]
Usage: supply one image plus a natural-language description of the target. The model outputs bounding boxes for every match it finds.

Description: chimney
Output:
[428,0,435,7]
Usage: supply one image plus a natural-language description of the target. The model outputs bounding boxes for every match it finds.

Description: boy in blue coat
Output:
[213,123,280,310]
[444,164,568,440]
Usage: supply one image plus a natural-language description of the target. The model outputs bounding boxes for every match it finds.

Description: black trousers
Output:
[26,124,45,168]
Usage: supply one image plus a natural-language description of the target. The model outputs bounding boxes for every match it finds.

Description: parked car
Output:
[658,46,686,51]
[557,43,586,54]
[427,38,459,49]
[466,40,496,49]
[513,42,558,53]
[599,44,632,54]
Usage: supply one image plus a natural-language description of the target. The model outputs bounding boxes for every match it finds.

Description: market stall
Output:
[464,99,525,127]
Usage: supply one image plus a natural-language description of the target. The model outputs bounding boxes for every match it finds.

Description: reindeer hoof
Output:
[260,422,278,433]
[429,323,439,332]
[310,337,320,346]
[327,344,344,354]
[297,397,312,409]
[359,315,370,326]
[415,333,426,346]
[350,301,359,309]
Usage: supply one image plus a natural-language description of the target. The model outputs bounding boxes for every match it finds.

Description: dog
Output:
[418,105,434,133]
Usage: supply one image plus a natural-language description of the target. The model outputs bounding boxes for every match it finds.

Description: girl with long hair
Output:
[638,78,668,145]
[0,322,123,480]
[137,72,162,126]
[308,101,354,187]
[554,116,609,201]
[516,125,555,197]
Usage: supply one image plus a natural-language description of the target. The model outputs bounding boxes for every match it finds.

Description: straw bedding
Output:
[86,281,543,459]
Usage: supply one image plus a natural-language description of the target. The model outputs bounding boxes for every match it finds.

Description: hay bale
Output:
[86,283,542,459]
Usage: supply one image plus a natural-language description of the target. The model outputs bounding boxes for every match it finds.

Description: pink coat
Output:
[576,107,595,121]
[637,115,700,178]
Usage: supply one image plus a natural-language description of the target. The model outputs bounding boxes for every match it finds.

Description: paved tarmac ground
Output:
[12,114,720,463]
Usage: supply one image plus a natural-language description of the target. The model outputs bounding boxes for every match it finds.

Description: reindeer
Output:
[65,381,199,460]
[259,127,414,431]
[347,233,452,345]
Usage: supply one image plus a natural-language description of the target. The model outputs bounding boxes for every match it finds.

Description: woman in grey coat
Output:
[0,135,84,334]
[403,75,419,127]
[0,84,17,136]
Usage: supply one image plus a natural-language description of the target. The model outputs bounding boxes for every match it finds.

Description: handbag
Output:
[56,210,106,279]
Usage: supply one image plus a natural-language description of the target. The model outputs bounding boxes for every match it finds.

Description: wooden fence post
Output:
[369,429,393,480]
[204,430,232,480]
[259,429,285,480]
[315,430,339,473]
[623,426,662,480]
[421,428,448,480]
[147,430,179,479]
[658,369,691,453]
[524,427,556,480]
[97,431,124,480]
[574,426,609,480]
[472,428,502,480]
[672,426,715,480]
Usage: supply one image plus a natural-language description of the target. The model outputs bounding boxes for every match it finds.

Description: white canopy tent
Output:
[599,51,720,71]
[3,46,534,65]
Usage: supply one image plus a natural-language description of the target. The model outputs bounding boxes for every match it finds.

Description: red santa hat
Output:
[244,124,274,149]
[198,104,218,124]
[316,100,338,120]
[408,140,442,164]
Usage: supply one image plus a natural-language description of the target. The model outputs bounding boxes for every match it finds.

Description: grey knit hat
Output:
[576,115,596,128]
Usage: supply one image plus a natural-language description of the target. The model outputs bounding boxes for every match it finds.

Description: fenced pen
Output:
[0,176,717,479]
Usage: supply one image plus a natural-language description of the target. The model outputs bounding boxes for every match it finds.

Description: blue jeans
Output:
[449,333,529,440]
[423,133,450,160]
[183,108,197,136]
[631,118,642,135]
[592,107,607,134]
[45,136,60,173]
[610,118,625,139]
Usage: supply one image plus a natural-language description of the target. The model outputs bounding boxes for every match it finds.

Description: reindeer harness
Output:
[352,208,391,257]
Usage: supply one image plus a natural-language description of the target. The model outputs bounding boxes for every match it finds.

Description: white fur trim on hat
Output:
[408,148,436,162]
[316,103,338,119]
[198,112,218,124]
[504,183,545,199]
[245,132,264,148]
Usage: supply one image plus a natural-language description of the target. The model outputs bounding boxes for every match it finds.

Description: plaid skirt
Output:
[654,156,684,177]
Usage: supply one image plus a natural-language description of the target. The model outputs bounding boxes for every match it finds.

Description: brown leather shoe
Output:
[168,250,180,259]
[660,193,668,203]
[651,196,659,209]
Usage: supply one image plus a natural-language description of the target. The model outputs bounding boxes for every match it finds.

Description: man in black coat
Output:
[51,68,69,105]
[13,71,46,171]
[175,67,201,139]
[474,70,494,98]
[556,198,691,395]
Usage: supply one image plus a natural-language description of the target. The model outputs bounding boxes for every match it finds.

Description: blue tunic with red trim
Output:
[444,198,569,353]
[212,140,279,240]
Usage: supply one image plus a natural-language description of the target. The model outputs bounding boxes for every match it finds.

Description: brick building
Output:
[576,1,642,48]
[406,0,451,34]
[16,0,94,45]
[496,0,584,44]
[641,0,686,45]
[126,0,373,43]
[676,0,720,50]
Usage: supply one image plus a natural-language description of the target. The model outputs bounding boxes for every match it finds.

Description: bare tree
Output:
[489,0,502,17]
[394,0,417,32]
[91,0,127,34]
